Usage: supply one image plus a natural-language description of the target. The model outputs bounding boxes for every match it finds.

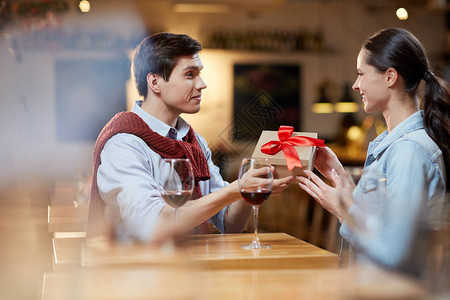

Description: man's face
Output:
[158,54,207,115]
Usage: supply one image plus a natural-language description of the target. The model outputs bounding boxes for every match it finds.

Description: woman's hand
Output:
[297,169,354,222]
[314,147,346,180]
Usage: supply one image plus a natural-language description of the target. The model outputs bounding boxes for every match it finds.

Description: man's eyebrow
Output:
[183,65,203,71]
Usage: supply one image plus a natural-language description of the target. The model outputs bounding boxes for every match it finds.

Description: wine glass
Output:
[338,166,364,266]
[238,158,273,250]
[350,167,387,237]
[345,166,364,186]
[339,167,387,265]
[159,158,194,224]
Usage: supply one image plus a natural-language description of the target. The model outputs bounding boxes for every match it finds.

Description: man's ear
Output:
[147,73,161,93]
[385,67,398,87]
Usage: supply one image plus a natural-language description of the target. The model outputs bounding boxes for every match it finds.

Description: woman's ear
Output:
[147,73,161,94]
[385,67,398,87]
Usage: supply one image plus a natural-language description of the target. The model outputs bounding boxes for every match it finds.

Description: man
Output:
[88,33,292,242]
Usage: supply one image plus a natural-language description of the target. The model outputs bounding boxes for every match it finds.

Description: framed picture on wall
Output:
[55,55,129,142]
[232,63,301,142]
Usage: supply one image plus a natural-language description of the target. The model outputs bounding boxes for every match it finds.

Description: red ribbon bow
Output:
[260,126,326,171]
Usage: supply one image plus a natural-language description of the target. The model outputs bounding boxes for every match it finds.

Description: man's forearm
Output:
[224,199,252,233]
[156,181,242,236]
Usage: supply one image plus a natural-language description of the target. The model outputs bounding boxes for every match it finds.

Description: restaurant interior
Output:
[0,0,449,299]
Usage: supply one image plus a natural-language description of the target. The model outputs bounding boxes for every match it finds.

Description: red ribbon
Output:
[260,126,326,171]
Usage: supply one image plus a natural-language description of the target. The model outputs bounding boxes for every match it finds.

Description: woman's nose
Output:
[352,80,359,91]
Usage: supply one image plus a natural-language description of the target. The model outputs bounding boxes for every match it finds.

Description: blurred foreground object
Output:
[41,264,427,300]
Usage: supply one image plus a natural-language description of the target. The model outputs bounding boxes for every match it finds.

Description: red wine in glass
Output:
[158,158,194,251]
[161,190,192,208]
[159,158,194,228]
[240,189,272,206]
[238,158,273,250]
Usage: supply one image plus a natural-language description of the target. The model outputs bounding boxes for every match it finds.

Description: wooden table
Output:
[186,232,338,269]
[52,237,85,270]
[45,233,428,300]
[80,233,339,270]
[41,265,427,300]
[47,205,88,234]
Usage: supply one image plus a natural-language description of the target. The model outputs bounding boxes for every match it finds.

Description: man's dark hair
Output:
[132,32,202,98]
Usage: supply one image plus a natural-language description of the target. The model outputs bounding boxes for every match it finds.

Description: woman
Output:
[297,28,449,275]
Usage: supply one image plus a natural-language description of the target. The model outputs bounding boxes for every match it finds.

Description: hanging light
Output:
[312,84,333,113]
[334,83,360,113]
[396,7,408,20]
[79,0,90,13]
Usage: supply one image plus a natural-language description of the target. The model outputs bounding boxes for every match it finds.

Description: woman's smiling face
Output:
[352,48,390,114]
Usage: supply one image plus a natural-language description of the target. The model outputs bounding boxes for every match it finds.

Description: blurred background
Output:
[0,0,449,298]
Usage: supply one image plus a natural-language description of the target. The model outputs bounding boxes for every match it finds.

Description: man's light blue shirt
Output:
[97,101,229,242]
[340,111,446,271]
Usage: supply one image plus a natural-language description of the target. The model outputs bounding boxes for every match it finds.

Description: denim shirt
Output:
[339,111,446,272]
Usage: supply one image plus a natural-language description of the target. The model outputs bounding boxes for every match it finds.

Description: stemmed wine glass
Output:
[159,158,194,225]
[344,167,364,186]
[238,158,273,250]
[338,166,364,265]
[342,167,387,237]
[339,166,387,265]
